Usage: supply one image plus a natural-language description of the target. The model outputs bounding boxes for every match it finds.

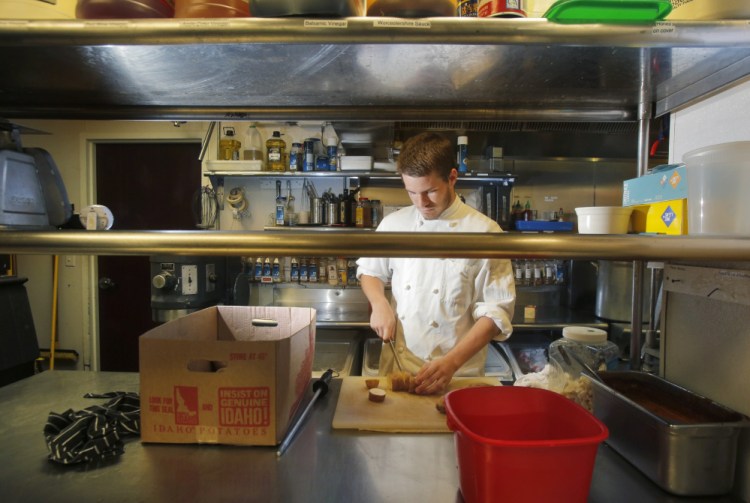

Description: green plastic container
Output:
[544,0,672,24]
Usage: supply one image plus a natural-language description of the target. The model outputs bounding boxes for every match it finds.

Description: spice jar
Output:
[548,327,620,378]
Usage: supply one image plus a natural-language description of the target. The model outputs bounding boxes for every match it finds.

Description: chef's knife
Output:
[388,339,404,372]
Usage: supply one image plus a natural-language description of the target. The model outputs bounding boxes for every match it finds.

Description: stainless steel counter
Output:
[0,371,740,503]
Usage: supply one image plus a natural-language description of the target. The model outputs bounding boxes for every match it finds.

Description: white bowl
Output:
[575,206,633,234]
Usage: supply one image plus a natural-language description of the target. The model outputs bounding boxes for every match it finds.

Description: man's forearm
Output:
[444,316,500,371]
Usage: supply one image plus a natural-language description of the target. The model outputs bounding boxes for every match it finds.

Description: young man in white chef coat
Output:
[357,132,516,395]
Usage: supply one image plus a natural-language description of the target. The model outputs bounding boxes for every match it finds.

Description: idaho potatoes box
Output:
[631,198,688,235]
[139,306,316,446]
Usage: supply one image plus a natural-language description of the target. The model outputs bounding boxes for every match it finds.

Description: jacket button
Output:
[405,284,411,290]
[431,321,439,328]
[432,288,439,294]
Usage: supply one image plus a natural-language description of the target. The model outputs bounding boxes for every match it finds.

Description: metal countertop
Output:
[0,371,739,503]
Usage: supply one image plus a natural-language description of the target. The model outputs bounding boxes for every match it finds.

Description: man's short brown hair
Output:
[397,132,456,181]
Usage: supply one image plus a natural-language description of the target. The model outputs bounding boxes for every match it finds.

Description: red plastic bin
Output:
[444,386,608,503]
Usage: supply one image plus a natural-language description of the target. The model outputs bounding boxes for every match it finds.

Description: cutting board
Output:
[332,376,500,433]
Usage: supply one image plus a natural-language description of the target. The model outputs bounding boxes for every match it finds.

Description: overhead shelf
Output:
[2,230,750,261]
[0,18,749,121]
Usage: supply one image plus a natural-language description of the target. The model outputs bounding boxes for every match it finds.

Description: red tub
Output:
[445,386,608,503]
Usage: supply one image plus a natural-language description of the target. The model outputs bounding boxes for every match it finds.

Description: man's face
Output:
[401,169,458,220]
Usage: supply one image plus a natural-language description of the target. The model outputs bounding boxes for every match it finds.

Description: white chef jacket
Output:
[357,196,516,376]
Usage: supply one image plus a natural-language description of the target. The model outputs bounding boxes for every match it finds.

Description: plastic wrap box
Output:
[140,306,316,446]
[622,165,687,207]
[630,198,688,235]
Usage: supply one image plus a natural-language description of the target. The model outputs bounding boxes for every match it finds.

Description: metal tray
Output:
[586,371,750,496]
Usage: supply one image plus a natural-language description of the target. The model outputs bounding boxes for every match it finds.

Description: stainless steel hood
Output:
[0,18,749,121]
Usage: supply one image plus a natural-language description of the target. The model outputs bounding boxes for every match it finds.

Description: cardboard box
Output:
[622,165,687,207]
[139,305,316,446]
[631,198,688,235]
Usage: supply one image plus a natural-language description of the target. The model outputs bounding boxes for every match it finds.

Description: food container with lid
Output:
[548,326,619,378]
[683,141,750,236]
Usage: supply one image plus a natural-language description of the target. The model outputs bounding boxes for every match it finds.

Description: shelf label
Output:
[652,22,675,35]
[372,19,431,29]
[304,20,349,29]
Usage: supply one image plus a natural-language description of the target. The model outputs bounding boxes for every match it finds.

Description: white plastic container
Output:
[575,206,632,234]
[683,141,750,236]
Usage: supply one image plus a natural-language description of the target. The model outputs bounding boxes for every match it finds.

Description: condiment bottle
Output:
[456,135,469,173]
[266,130,286,172]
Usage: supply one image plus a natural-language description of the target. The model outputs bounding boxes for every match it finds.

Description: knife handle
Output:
[313,368,334,396]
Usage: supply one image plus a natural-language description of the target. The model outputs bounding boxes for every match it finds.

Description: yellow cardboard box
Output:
[139,305,316,446]
[631,198,688,235]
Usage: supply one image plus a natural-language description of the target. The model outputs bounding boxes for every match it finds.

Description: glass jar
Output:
[355,198,371,228]
[548,327,620,378]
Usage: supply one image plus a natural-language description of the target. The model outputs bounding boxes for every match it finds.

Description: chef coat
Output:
[357,197,516,376]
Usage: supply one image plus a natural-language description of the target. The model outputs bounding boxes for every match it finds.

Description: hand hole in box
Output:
[187,360,228,372]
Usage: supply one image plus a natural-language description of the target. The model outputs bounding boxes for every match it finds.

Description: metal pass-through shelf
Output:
[0,18,749,121]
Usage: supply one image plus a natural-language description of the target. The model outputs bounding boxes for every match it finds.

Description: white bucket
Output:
[683,141,750,236]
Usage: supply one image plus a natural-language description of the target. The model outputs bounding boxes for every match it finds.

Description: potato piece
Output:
[365,379,380,390]
[368,388,387,403]
[389,371,414,392]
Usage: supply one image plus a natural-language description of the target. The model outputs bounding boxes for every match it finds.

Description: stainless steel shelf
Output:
[1,18,749,121]
[2,230,750,261]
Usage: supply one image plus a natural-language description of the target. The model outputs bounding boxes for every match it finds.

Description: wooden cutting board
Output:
[332,376,500,433]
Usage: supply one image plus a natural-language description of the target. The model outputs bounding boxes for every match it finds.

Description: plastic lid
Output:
[457,135,468,145]
[544,0,672,24]
[562,326,607,343]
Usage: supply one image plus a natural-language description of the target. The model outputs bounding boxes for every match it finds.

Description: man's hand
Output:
[369,299,397,342]
[413,357,459,395]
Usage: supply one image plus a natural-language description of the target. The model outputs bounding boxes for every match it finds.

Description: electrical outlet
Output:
[64,256,76,267]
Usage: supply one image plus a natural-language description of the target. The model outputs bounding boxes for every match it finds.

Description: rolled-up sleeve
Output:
[472,257,516,341]
[356,256,391,284]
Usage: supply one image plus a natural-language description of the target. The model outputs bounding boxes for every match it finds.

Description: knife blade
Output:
[388,339,404,372]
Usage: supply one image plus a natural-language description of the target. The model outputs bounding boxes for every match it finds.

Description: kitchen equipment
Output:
[683,141,750,236]
[366,0,457,16]
[332,376,499,432]
[175,0,249,17]
[544,0,672,23]
[250,0,365,16]
[0,126,72,229]
[575,206,633,234]
[277,368,334,456]
[667,0,750,19]
[149,255,226,323]
[445,386,608,503]
[388,339,404,372]
[76,0,175,18]
[0,0,76,19]
[594,260,650,322]
[586,371,750,496]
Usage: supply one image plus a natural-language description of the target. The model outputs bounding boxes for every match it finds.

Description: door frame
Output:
[81,124,211,370]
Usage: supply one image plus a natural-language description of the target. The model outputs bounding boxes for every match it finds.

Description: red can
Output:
[477,0,526,18]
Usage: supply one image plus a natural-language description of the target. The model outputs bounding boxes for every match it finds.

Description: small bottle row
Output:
[512,259,567,286]
[249,256,359,286]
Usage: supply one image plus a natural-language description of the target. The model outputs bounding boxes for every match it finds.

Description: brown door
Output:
[96,142,201,371]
